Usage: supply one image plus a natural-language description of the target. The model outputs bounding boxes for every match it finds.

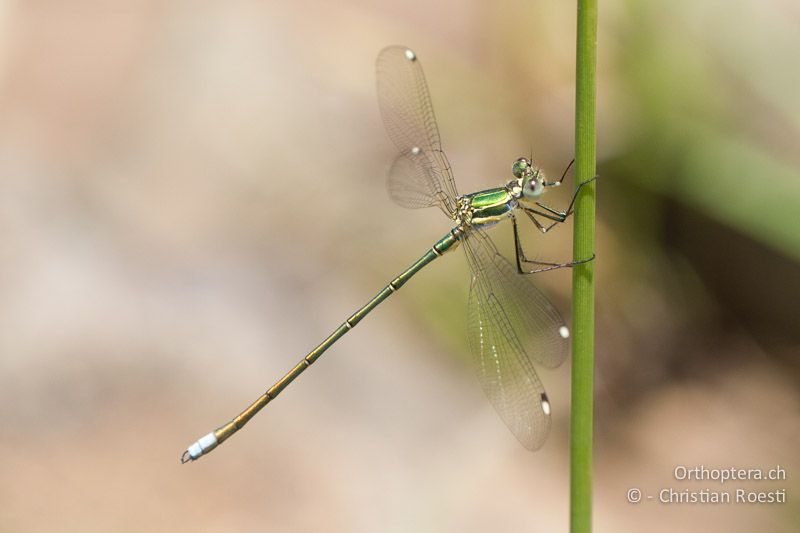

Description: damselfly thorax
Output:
[455,175,533,229]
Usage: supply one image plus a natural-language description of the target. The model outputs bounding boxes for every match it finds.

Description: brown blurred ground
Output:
[0,1,797,532]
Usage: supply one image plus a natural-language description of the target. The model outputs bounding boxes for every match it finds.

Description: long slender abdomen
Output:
[181,228,462,462]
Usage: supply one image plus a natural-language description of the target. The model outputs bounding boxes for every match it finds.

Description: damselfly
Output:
[182,46,594,463]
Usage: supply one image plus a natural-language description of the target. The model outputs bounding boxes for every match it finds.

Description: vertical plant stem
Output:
[571,0,597,532]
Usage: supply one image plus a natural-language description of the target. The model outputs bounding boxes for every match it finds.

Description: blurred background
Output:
[0,1,798,531]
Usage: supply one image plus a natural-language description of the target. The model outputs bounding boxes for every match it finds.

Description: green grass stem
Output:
[570,0,598,532]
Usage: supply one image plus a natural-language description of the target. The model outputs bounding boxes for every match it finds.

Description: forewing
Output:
[463,229,569,450]
[376,46,458,215]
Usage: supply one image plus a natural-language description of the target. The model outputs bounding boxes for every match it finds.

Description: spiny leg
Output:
[523,209,561,234]
[513,173,598,272]
[512,215,595,275]
[530,174,598,224]
[520,174,598,237]
[541,158,575,187]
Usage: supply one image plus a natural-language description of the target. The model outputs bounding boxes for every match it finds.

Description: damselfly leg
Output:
[512,215,595,274]
[512,172,598,274]
[525,174,599,233]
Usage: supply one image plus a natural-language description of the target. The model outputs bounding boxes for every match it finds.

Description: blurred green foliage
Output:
[618,1,800,260]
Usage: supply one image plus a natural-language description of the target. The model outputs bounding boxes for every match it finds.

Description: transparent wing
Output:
[376,45,458,216]
[462,229,569,450]
[386,151,454,211]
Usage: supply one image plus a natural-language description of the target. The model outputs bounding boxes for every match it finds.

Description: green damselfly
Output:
[182,46,594,463]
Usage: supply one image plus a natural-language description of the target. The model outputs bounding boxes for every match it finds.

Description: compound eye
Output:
[512,157,530,179]
[524,175,544,199]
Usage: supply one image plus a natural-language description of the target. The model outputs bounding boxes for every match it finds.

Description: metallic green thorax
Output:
[209,229,462,450]
[459,187,518,227]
